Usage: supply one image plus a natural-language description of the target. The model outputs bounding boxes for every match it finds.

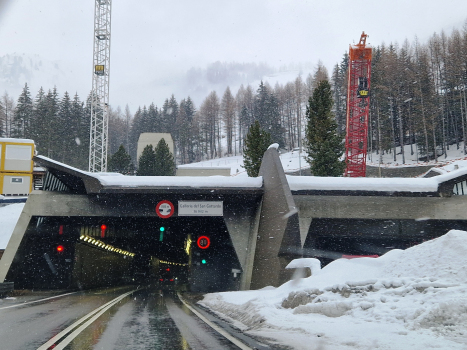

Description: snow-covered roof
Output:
[35,154,467,196]
[287,175,439,193]
[0,137,35,144]
[90,173,263,189]
[288,164,467,194]
[34,155,263,193]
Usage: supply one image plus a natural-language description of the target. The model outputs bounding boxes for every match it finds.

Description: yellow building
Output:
[0,138,35,196]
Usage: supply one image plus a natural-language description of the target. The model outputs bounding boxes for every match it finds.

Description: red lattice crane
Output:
[344,32,372,177]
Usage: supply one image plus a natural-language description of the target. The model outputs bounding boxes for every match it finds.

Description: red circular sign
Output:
[197,236,210,249]
[156,200,174,219]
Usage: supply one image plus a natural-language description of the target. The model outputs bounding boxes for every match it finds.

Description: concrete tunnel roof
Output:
[34,155,263,195]
[34,154,467,197]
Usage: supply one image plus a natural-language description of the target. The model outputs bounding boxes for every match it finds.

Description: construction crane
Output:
[89,0,112,172]
[344,32,372,177]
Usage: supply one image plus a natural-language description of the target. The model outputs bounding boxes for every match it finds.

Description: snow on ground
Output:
[200,230,467,350]
[178,149,308,176]
[367,141,467,170]
[179,141,467,177]
[0,203,24,249]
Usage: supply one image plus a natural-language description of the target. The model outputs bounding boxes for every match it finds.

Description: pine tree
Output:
[13,83,33,138]
[108,144,132,174]
[71,93,88,170]
[154,138,175,176]
[57,91,73,163]
[243,120,272,177]
[137,144,156,176]
[254,82,284,148]
[304,80,345,176]
[177,97,196,164]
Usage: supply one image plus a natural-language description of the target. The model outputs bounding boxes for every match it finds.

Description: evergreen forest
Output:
[1,23,467,170]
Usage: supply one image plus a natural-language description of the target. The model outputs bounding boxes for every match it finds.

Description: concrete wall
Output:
[176,167,231,176]
[250,148,302,289]
[294,195,467,221]
[137,133,174,164]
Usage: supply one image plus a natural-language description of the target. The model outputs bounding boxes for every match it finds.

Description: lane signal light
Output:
[100,224,107,238]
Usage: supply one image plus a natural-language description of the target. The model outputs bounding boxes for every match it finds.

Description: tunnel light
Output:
[79,234,135,258]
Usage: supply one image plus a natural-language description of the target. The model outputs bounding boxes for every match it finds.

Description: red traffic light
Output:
[166,268,170,272]
[56,245,64,253]
[100,224,107,238]
[197,236,210,249]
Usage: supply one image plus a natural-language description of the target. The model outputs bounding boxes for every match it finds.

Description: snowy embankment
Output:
[0,203,24,249]
[177,150,308,176]
[200,230,467,350]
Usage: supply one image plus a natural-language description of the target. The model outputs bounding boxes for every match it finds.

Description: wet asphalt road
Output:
[0,286,241,350]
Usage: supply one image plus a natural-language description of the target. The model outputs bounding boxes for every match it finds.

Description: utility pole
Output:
[89,0,112,172]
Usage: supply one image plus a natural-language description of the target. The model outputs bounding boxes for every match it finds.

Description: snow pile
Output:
[200,230,467,349]
[0,203,24,249]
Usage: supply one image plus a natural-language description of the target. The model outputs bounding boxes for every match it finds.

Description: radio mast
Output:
[89,0,112,172]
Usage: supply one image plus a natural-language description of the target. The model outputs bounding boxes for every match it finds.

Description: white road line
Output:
[37,289,137,350]
[177,292,253,350]
[0,292,78,310]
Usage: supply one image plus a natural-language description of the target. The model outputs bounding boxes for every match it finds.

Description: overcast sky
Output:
[1,0,467,110]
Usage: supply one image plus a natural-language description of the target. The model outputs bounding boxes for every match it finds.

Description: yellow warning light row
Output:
[79,235,135,257]
[159,260,187,266]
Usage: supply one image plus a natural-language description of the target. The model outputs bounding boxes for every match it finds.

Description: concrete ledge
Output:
[0,282,14,295]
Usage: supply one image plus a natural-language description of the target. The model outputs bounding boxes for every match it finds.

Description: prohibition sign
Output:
[197,236,210,249]
[156,200,174,219]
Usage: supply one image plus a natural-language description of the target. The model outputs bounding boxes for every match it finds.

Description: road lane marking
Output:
[177,292,253,350]
[37,289,137,350]
[0,292,78,310]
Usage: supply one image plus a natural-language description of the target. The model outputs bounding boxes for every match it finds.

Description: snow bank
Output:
[200,230,467,349]
[0,203,25,249]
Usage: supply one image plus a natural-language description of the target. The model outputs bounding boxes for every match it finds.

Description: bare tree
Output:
[199,91,220,159]
[221,87,236,155]
[0,92,15,137]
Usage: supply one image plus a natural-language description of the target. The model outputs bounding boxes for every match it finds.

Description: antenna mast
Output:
[89,0,112,172]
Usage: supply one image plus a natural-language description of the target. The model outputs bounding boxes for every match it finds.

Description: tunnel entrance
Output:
[303,218,467,266]
[6,215,242,292]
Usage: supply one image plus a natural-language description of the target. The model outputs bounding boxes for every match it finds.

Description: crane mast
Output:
[344,32,372,177]
[89,0,112,172]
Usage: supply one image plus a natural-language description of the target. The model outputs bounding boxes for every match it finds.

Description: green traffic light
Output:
[201,259,207,264]
[159,227,165,241]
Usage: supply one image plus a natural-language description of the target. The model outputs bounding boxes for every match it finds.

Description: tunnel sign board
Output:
[156,200,174,219]
[178,201,223,216]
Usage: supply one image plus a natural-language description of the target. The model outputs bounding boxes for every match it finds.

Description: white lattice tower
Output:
[89,0,112,172]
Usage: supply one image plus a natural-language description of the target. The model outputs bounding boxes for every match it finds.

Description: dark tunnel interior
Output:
[6,215,243,292]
